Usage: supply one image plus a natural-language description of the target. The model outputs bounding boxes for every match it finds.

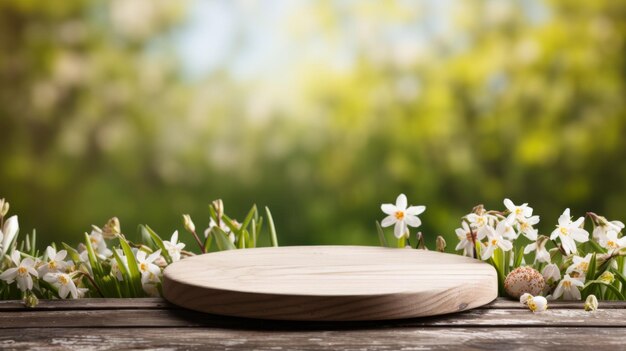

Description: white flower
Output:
[0,251,38,291]
[110,249,128,281]
[527,296,548,312]
[480,223,513,260]
[38,246,68,277]
[524,241,550,263]
[516,215,540,241]
[553,274,584,300]
[592,217,624,241]
[565,254,592,278]
[380,194,426,239]
[519,293,548,312]
[163,231,185,262]
[498,218,518,240]
[43,272,78,299]
[542,263,561,284]
[87,229,112,259]
[503,198,533,223]
[136,249,161,284]
[550,208,589,255]
[599,230,626,253]
[204,218,236,243]
[1,215,19,255]
[455,222,486,257]
[466,212,497,231]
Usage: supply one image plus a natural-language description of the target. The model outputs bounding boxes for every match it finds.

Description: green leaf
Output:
[605,283,625,300]
[265,206,278,247]
[585,253,597,282]
[117,235,144,297]
[84,232,103,276]
[212,227,236,251]
[240,205,257,234]
[62,243,82,263]
[588,240,607,254]
[250,218,257,248]
[513,246,525,268]
[376,221,388,247]
[203,231,213,252]
[112,248,132,295]
[141,225,172,264]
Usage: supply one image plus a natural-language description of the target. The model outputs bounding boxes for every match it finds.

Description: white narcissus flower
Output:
[204,218,236,243]
[380,194,425,239]
[480,223,513,260]
[565,253,592,277]
[498,218,518,240]
[592,217,624,241]
[542,263,561,284]
[516,216,540,241]
[550,208,589,255]
[38,246,68,277]
[43,272,78,299]
[503,198,533,223]
[599,230,626,253]
[110,249,128,281]
[0,250,38,291]
[136,249,162,284]
[88,229,113,259]
[524,241,550,263]
[466,212,497,231]
[1,215,19,255]
[519,293,548,312]
[163,231,185,262]
[553,274,584,300]
[527,296,548,312]
[455,222,486,257]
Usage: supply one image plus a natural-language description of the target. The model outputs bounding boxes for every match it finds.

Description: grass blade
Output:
[376,221,388,247]
[265,206,278,247]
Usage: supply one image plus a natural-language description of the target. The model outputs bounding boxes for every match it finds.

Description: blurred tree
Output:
[0,0,624,251]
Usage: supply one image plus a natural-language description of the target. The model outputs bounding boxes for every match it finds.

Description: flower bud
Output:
[599,271,615,284]
[0,199,8,217]
[102,217,121,239]
[212,199,224,220]
[23,292,39,308]
[527,296,548,312]
[182,214,195,233]
[436,235,446,252]
[584,294,598,312]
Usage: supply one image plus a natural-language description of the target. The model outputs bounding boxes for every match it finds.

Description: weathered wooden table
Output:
[0,298,620,350]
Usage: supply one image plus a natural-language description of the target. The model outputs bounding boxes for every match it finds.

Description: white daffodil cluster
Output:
[450,199,626,302]
[378,195,626,303]
[0,198,273,306]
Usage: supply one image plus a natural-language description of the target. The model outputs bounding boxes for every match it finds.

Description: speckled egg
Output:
[504,266,545,299]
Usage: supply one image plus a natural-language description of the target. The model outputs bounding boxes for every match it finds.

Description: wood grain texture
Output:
[0,298,625,350]
[162,246,498,321]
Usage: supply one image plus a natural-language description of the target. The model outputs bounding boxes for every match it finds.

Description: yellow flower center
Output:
[58,275,69,285]
[559,227,568,235]
[491,239,498,246]
[579,262,589,272]
[48,261,57,269]
[520,222,529,231]
[17,267,28,276]
[476,217,485,226]
[563,280,572,288]
[515,208,522,215]
[140,262,148,272]
[608,241,617,248]
[528,301,537,311]
[394,211,405,220]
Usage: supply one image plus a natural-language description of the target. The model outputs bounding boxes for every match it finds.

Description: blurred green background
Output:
[0,0,624,249]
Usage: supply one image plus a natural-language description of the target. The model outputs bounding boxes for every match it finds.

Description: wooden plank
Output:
[0,327,623,350]
[1,297,624,311]
[0,306,623,329]
[0,298,170,311]
[164,246,498,321]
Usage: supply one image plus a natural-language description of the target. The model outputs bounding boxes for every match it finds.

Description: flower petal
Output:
[405,205,425,216]
[503,198,515,211]
[381,215,396,227]
[404,215,421,228]
[381,204,396,215]
[395,194,407,211]
[393,221,406,239]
